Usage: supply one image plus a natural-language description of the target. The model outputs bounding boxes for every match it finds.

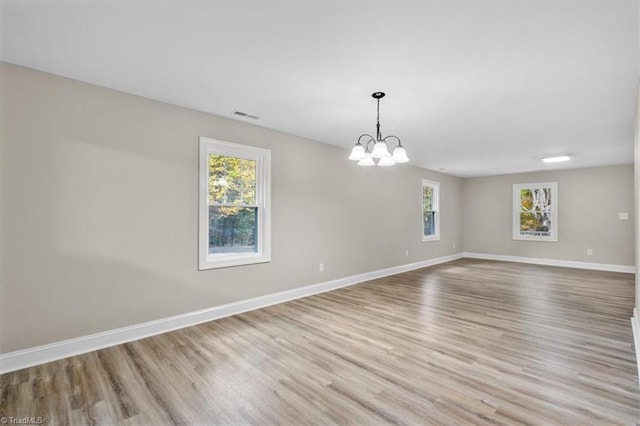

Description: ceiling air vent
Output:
[231,110,260,120]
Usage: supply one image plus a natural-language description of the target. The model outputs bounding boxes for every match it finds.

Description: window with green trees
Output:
[422,179,440,241]
[208,155,257,253]
[512,182,558,242]
[199,137,271,270]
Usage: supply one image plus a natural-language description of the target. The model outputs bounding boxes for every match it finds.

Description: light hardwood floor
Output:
[1,259,639,425]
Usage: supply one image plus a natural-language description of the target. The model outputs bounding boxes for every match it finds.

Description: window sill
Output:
[422,236,440,242]
[199,253,271,270]
[512,236,558,242]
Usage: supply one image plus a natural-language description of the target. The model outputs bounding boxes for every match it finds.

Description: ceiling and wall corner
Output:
[1,1,638,177]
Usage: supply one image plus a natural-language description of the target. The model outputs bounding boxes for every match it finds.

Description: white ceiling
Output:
[1,1,638,177]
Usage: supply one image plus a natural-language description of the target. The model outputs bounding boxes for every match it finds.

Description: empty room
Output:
[1,1,639,424]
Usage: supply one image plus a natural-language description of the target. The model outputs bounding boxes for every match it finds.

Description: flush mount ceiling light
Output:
[348,92,409,167]
[542,155,571,163]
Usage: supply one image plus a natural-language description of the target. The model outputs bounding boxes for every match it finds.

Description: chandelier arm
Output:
[382,135,402,146]
[357,134,376,150]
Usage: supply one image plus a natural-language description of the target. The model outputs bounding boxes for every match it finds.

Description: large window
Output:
[422,179,440,241]
[512,181,558,241]
[199,137,271,269]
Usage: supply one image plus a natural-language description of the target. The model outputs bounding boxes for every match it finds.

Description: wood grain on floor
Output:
[1,259,639,425]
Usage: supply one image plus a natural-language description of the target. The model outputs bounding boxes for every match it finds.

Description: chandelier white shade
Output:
[348,144,366,161]
[348,92,409,167]
[377,156,396,166]
[357,155,375,166]
[392,146,409,162]
[372,141,391,158]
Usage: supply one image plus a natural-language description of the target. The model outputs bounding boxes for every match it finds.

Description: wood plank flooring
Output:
[1,259,639,425]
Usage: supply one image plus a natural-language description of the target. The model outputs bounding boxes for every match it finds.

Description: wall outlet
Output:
[453,243,456,249]
[319,263,324,272]
[587,249,593,256]
[619,212,629,220]
[405,250,409,257]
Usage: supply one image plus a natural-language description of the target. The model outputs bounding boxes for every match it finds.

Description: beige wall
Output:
[2,62,634,355]
[0,63,464,353]
[463,166,635,266]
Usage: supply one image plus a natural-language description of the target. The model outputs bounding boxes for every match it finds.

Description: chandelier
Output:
[348,92,409,166]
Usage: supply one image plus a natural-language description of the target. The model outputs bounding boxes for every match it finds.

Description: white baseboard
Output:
[463,252,636,274]
[0,252,463,374]
[632,308,640,383]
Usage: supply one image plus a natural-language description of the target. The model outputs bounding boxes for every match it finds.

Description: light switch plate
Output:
[619,212,629,220]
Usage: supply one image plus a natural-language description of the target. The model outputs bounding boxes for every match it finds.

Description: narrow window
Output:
[199,137,271,269]
[422,179,440,241]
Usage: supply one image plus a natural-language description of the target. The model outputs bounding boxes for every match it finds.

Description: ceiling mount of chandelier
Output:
[348,91,409,167]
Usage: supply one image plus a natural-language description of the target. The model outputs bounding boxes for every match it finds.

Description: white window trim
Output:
[422,179,440,242]
[199,137,271,270]
[512,181,558,242]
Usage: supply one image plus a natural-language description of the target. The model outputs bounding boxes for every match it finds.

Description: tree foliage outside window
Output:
[423,186,435,236]
[422,180,440,241]
[208,154,257,253]
[519,188,551,236]
[513,182,558,241]
[199,137,271,270]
